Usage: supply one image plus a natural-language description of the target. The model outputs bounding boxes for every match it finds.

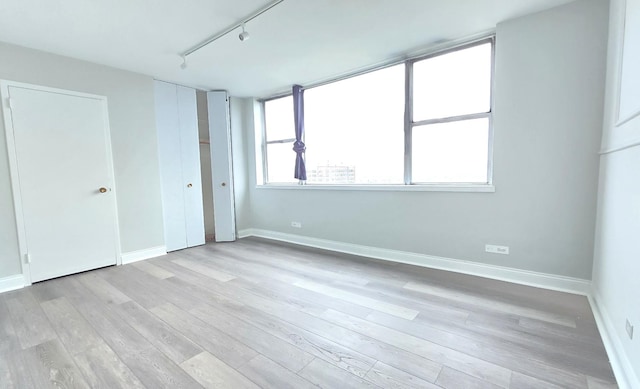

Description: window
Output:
[264,96,297,184]
[262,37,494,188]
[304,65,405,184]
[411,41,493,183]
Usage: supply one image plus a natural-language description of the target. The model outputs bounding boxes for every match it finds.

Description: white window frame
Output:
[258,34,495,192]
[261,96,297,185]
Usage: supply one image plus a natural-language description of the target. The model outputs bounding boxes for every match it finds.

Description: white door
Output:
[207,91,236,242]
[155,81,187,251]
[155,81,205,251]
[177,85,205,247]
[2,82,119,283]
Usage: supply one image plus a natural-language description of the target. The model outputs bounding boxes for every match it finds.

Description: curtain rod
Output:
[181,0,285,59]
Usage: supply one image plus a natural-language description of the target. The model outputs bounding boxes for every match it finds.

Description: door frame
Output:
[0,80,123,286]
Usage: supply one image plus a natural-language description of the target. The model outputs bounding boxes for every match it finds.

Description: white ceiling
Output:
[0,0,576,97]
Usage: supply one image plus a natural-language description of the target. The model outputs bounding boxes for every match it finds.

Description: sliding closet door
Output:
[155,81,204,252]
[156,81,186,251]
[177,85,205,247]
[208,91,236,242]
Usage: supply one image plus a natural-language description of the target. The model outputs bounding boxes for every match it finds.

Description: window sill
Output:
[255,184,495,193]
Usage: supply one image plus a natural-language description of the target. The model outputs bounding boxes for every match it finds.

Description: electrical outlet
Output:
[626,319,634,340]
[291,221,302,228]
[485,244,509,255]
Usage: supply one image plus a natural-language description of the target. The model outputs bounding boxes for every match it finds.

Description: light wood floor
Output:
[0,238,617,388]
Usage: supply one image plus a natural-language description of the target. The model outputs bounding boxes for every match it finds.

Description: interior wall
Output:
[592,0,640,385]
[0,42,164,279]
[243,0,608,280]
[197,90,215,241]
[594,149,640,386]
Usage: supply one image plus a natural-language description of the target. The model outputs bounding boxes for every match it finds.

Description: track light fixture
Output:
[239,23,250,42]
[179,0,284,69]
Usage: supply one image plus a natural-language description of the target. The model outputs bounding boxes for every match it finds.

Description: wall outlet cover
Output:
[485,244,510,255]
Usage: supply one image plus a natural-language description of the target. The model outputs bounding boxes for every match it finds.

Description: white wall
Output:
[242,0,608,280]
[592,0,640,386]
[0,42,164,279]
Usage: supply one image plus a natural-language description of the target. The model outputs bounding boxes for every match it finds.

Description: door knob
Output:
[221,182,226,187]
[187,183,193,188]
[99,187,108,193]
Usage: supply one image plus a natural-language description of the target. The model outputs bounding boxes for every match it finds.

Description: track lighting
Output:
[239,24,250,42]
[179,0,284,69]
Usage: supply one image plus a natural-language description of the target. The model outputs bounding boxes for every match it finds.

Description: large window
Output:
[262,37,494,187]
[411,41,493,183]
[264,96,297,184]
[304,65,405,184]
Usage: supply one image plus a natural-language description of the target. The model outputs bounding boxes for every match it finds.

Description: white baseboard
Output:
[121,246,167,265]
[0,274,25,293]
[237,228,591,295]
[237,229,254,239]
[589,292,639,389]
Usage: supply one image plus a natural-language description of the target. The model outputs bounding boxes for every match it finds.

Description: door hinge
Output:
[5,97,13,110]
[24,253,31,264]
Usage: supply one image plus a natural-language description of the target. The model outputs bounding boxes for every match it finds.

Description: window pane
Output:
[266,142,297,183]
[413,42,492,121]
[304,64,405,184]
[264,96,294,141]
[412,118,489,183]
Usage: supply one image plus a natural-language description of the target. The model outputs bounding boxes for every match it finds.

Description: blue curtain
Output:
[292,85,307,181]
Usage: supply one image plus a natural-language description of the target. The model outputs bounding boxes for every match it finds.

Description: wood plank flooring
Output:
[0,237,618,388]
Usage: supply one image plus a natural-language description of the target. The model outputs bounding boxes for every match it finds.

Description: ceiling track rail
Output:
[181,0,285,60]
